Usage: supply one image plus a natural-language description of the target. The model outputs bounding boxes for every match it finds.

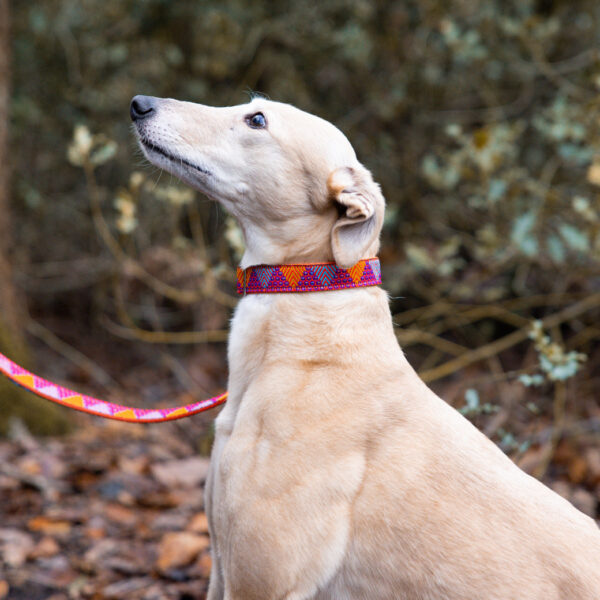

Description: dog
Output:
[131,95,600,600]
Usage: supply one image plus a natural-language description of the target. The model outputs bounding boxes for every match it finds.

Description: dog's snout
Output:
[130,95,157,122]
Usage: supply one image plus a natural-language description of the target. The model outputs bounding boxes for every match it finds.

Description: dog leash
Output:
[0,258,381,424]
[0,351,228,423]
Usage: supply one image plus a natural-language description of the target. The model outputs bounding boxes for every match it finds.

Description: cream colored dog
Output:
[131,95,600,600]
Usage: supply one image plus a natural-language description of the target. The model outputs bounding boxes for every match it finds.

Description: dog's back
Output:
[321,381,600,599]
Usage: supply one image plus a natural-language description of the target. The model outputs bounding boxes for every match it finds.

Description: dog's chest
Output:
[226,295,274,396]
[211,295,280,508]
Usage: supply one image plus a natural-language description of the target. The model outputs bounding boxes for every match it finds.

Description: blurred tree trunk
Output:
[0,0,23,354]
[0,0,70,435]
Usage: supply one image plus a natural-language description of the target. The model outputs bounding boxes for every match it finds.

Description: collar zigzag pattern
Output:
[237,257,381,294]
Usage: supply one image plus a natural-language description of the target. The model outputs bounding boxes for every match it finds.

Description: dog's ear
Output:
[328,166,385,269]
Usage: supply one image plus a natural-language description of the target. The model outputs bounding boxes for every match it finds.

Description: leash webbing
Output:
[0,351,227,423]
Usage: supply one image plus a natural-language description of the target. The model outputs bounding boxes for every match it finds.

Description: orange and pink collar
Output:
[236,257,381,294]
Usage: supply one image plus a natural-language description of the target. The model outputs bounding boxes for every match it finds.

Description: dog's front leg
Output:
[207,571,224,600]
[223,592,313,600]
[214,446,366,600]
[205,431,228,600]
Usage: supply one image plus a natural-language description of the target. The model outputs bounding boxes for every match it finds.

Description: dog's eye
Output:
[246,112,267,129]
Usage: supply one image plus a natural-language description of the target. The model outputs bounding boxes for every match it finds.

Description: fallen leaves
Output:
[156,532,210,572]
[28,515,72,537]
[103,503,139,528]
[0,419,215,599]
[0,529,34,567]
[187,512,209,534]
[29,536,60,559]
[195,552,213,579]
[151,457,211,488]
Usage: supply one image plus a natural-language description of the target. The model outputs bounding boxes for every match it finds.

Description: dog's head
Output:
[131,95,385,268]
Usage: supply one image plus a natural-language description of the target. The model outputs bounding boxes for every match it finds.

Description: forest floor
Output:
[0,411,217,600]
[0,344,599,600]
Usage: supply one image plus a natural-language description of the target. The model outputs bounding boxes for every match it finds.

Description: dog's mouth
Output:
[139,138,212,178]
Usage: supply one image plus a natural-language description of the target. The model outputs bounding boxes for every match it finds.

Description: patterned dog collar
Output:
[236,257,381,294]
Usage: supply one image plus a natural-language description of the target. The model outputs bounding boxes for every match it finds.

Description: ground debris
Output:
[151,458,210,489]
[0,417,214,599]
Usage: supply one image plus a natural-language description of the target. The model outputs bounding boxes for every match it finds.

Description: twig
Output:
[187,201,209,262]
[567,325,600,349]
[419,293,600,383]
[393,292,589,327]
[393,300,454,326]
[83,161,238,309]
[101,315,228,344]
[419,82,536,125]
[0,462,66,500]
[16,256,114,293]
[109,277,228,345]
[396,304,530,353]
[448,367,532,392]
[519,47,597,75]
[520,34,592,100]
[25,319,116,387]
[534,381,567,480]
[160,352,210,396]
[396,328,468,356]
[19,256,112,277]
[500,292,589,311]
[530,417,600,445]
[419,348,444,372]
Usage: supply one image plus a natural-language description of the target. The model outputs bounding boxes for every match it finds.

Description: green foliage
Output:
[518,373,545,387]
[527,320,587,383]
[459,388,499,417]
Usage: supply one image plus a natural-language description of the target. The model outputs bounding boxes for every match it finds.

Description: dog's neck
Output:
[237,218,338,270]
[215,283,409,436]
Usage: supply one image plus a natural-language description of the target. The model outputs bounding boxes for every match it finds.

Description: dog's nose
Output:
[130,95,156,121]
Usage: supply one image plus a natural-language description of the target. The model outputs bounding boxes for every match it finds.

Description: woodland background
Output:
[0,1,599,598]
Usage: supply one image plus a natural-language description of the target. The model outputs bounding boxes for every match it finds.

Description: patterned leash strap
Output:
[0,351,227,424]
